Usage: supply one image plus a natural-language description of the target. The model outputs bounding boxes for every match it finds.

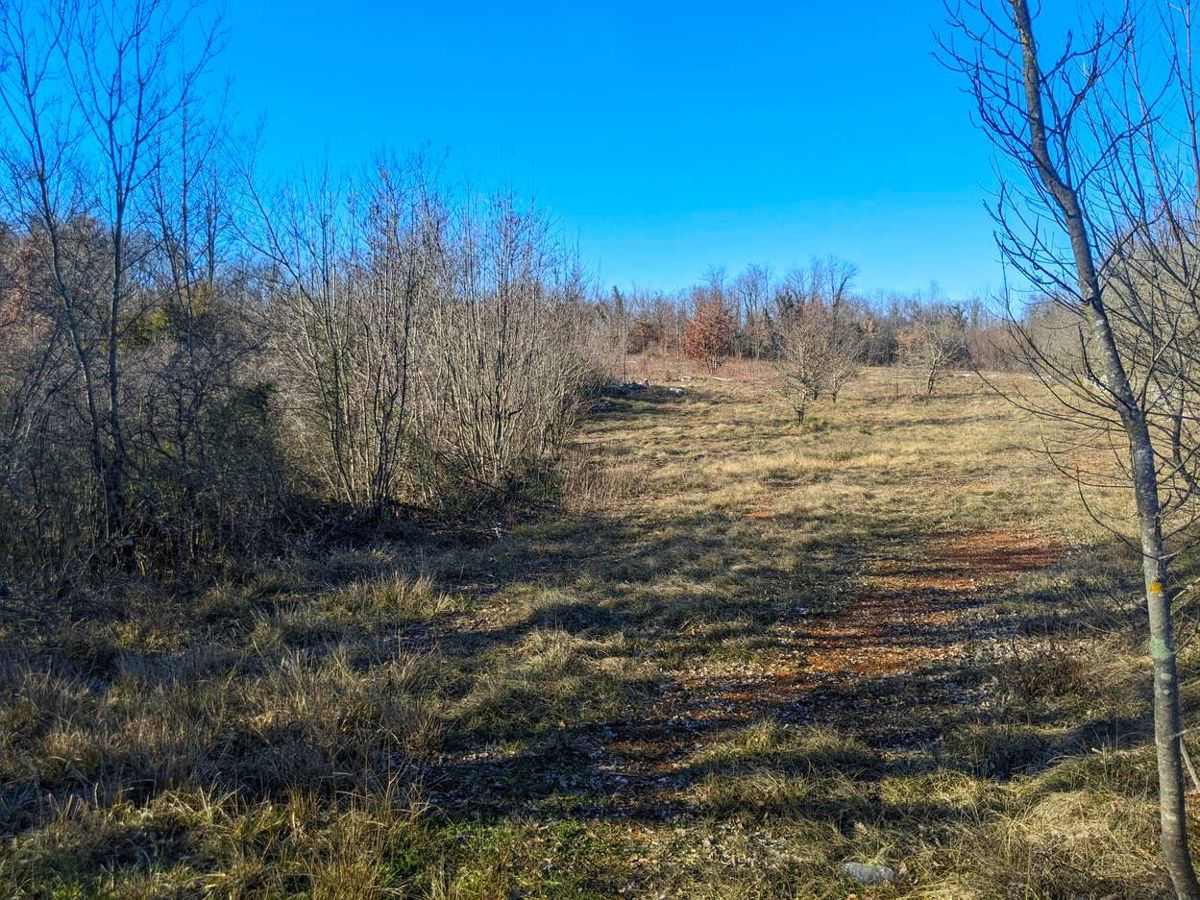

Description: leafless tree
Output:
[732,263,772,358]
[897,303,968,396]
[0,0,220,567]
[602,286,634,380]
[943,1,1200,893]
[776,299,864,423]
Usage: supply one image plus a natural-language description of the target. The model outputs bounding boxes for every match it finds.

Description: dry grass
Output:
[1,361,1195,897]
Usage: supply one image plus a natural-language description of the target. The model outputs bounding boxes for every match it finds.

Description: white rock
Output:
[841,862,896,885]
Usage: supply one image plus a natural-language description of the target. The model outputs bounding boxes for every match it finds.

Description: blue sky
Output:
[218,1,1022,299]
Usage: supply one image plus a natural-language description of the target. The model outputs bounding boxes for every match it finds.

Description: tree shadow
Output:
[1,381,1177,892]
[405,492,1155,833]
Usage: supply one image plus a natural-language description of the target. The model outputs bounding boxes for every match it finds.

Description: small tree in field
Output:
[943,1,1200,892]
[683,298,737,373]
[776,303,863,423]
[898,304,968,396]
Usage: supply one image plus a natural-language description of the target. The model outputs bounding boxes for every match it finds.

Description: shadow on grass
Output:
[407,497,1159,831]
[589,383,692,422]
[0,385,1178,896]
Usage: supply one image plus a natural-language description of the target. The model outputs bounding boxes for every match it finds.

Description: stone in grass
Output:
[842,861,896,885]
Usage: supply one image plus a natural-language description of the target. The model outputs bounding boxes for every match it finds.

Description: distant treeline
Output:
[596,258,1028,373]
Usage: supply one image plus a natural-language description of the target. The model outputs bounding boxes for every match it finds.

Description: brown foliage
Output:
[683,298,737,373]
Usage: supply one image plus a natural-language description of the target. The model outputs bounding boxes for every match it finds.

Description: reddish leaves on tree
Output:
[683,299,736,373]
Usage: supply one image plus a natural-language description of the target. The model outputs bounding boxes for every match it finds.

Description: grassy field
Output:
[2,362,1197,898]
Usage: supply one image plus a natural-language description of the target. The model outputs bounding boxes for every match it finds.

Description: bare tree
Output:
[0,0,219,566]
[943,2,1200,893]
[897,303,968,396]
[732,263,772,358]
[776,299,863,423]
[604,286,633,380]
[813,254,859,309]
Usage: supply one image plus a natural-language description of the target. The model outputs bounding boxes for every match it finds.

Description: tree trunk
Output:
[1133,424,1197,897]
[107,213,132,568]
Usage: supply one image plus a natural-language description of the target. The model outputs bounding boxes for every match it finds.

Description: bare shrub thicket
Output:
[0,2,604,588]
[418,198,598,494]
[0,0,283,584]
[253,164,440,513]
[253,164,602,512]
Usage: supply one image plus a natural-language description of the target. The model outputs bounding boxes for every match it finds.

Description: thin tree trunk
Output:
[107,218,130,566]
[1135,433,1197,898]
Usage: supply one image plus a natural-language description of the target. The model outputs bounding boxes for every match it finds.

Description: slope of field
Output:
[2,364,1195,898]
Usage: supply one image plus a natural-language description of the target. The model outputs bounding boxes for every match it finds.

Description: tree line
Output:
[599,257,1052,414]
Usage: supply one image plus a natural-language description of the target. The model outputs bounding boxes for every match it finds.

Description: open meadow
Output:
[3,362,1191,898]
[9,0,1200,895]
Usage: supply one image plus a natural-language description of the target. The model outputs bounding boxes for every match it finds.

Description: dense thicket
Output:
[0,1,603,590]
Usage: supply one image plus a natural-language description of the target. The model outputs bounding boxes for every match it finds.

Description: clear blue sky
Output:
[219,1,1022,299]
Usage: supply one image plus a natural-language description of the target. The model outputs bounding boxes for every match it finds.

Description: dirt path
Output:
[429,379,1075,826]
[805,530,1062,679]
[588,529,1066,790]
[426,526,1069,819]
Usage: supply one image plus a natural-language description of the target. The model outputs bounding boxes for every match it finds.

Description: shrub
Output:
[683,298,737,373]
